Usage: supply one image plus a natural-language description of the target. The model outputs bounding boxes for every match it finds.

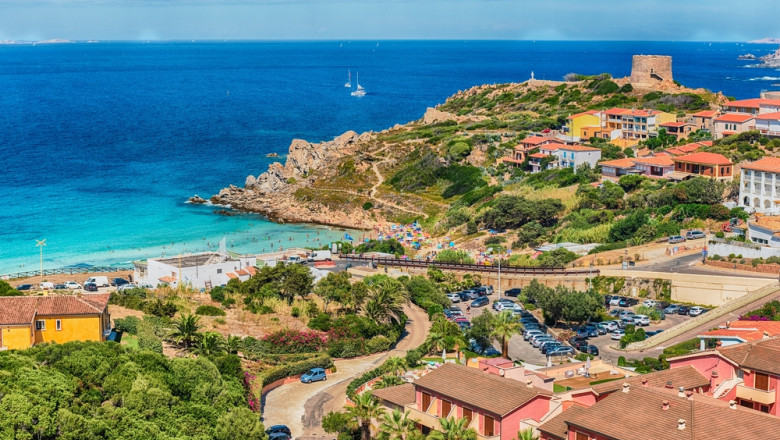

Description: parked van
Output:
[85,276,109,287]
[308,250,332,262]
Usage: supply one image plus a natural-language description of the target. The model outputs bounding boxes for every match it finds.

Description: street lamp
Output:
[35,239,46,279]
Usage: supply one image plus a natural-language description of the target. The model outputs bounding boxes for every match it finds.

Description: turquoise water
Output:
[1,41,777,275]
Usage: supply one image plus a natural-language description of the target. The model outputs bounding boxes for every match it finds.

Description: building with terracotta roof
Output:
[755,111,780,138]
[0,293,111,350]
[134,243,257,289]
[659,121,695,140]
[671,152,733,180]
[538,384,780,440]
[744,214,780,248]
[599,158,639,179]
[374,363,554,440]
[697,321,780,347]
[503,136,559,168]
[528,143,601,173]
[599,108,676,141]
[669,337,780,416]
[599,154,675,180]
[712,113,756,139]
[721,98,780,116]
[739,157,780,214]
[690,110,717,131]
[566,111,601,141]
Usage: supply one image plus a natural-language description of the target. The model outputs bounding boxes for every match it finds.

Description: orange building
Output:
[671,152,733,180]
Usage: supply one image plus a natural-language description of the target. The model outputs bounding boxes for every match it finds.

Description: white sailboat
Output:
[351,72,366,97]
[344,69,351,88]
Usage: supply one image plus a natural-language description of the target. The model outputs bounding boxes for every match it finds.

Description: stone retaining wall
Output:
[705,260,780,274]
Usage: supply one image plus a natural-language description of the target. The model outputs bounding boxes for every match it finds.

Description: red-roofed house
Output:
[669,337,780,416]
[659,121,695,140]
[599,158,639,179]
[504,136,558,168]
[697,321,780,347]
[738,157,780,214]
[529,144,601,173]
[0,294,111,350]
[755,112,780,138]
[671,152,733,180]
[713,113,756,139]
[690,110,717,131]
[633,155,675,178]
[722,98,765,115]
[566,111,601,141]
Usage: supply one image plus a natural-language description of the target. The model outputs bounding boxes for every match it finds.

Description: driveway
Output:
[262,304,430,439]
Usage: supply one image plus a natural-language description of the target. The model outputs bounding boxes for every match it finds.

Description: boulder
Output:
[188,195,207,204]
[283,131,360,177]
[255,162,289,193]
[422,107,455,125]
[245,174,257,189]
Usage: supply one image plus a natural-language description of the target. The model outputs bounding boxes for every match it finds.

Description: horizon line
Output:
[2,38,776,44]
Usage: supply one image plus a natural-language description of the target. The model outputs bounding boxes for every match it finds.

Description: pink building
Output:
[669,337,780,416]
[373,363,553,440]
[712,113,755,139]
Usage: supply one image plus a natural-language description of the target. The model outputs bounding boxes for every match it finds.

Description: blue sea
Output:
[1,41,778,275]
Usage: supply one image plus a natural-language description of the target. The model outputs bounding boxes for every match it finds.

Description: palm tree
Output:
[363,277,409,324]
[226,334,242,354]
[346,392,385,440]
[193,331,225,356]
[374,374,404,390]
[427,315,466,354]
[170,313,201,349]
[379,409,415,440]
[427,416,476,440]
[490,310,522,358]
[385,356,407,377]
[517,428,537,440]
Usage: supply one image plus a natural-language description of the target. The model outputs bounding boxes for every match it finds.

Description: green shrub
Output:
[362,201,373,210]
[308,313,333,331]
[291,307,301,318]
[209,286,226,302]
[114,316,141,335]
[137,324,163,353]
[366,335,392,353]
[195,305,226,316]
[427,304,444,319]
[259,354,334,387]
[405,348,422,368]
[144,299,178,318]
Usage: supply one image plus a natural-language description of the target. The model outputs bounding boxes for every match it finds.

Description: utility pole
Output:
[497,257,502,300]
[35,239,46,279]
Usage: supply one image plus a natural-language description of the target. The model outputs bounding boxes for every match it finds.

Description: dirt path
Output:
[262,304,430,439]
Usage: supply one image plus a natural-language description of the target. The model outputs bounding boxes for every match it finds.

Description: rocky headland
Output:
[758,46,780,68]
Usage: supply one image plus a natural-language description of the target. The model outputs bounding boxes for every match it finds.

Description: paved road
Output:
[628,252,778,279]
[262,304,430,440]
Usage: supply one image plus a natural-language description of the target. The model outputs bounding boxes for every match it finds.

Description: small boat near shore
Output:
[344,69,351,88]
[266,152,279,158]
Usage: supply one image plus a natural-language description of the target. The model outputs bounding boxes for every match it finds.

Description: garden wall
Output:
[705,260,780,275]
[708,241,780,260]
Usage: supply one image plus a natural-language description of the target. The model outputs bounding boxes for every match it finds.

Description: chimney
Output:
[711,370,719,378]
[662,400,670,411]
[526,380,533,388]
[729,400,737,410]
[678,419,686,430]
[678,387,686,398]
[686,390,694,400]
[642,378,649,387]
[665,381,674,389]
[622,383,630,393]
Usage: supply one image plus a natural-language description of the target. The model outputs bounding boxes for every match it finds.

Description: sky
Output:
[0,0,778,42]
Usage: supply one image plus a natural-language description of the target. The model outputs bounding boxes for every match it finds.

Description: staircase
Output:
[713,377,743,399]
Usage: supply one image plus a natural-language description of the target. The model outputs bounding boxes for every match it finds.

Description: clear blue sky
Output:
[0,0,778,42]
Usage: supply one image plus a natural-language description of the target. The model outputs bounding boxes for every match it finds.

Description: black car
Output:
[268,433,290,440]
[618,297,639,307]
[677,306,691,315]
[266,425,292,437]
[111,278,130,287]
[569,337,588,351]
[54,284,67,290]
[586,345,600,356]
[457,292,471,301]
[16,284,32,291]
[504,288,523,297]
[84,282,98,292]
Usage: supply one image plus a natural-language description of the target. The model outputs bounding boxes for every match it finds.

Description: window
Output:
[421,392,432,412]
[35,320,45,331]
[56,320,62,331]
[483,415,495,437]
[440,400,452,418]
[575,433,589,440]
[737,369,744,379]
[217,269,222,274]
[760,404,770,413]
[739,398,754,408]
[755,373,770,391]
[462,408,474,426]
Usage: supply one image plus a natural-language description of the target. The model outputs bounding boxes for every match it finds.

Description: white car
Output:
[689,306,706,317]
[610,329,626,340]
[602,321,618,332]
[446,293,462,303]
[64,281,82,290]
[609,296,622,306]
[642,299,657,308]
[633,315,651,326]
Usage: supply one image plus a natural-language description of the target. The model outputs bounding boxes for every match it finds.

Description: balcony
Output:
[736,384,776,405]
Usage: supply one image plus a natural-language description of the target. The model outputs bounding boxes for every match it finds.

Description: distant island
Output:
[748,37,780,44]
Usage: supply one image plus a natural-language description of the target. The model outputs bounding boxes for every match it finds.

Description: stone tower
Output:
[630,55,673,88]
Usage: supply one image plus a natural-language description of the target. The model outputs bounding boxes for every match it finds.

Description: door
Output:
[483,415,495,437]
[421,392,432,412]
[440,400,452,418]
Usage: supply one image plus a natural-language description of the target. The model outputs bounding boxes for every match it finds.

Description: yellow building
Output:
[567,110,601,140]
[0,294,111,350]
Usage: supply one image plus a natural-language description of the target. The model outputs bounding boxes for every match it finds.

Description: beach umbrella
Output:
[449,241,455,247]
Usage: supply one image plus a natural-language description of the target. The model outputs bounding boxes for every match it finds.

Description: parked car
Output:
[64,281,82,290]
[586,345,600,356]
[266,425,292,437]
[504,288,523,297]
[620,316,636,327]
[595,323,609,334]
[668,235,685,244]
[16,284,32,291]
[584,325,599,338]
[446,293,462,303]
[619,310,636,319]
[532,336,556,348]
[471,296,489,308]
[540,342,563,354]
[548,346,575,356]
[601,321,618,332]
[524,330,544,341]
[611,329,626,340]
[609,296,624,306]
[84,283,98,292]
[469,340,500,356]
[268,433,290,440]
[614,319,627,329]
[111,278,130,287]
[457,292,471,302]
[465,290,479,300]
[300,368,327,383]
[642,299,658,308]
[53,283,67,290]
[619,297,639,307]
[664,304,681,314]
[609,308,623,317]
[686,230,706,240]
[677,306,691,315]
[646,329,665,337]
[575,328,590,339]
[689,306,706,317]
[457,321,471,331]
[569,338,588,351]
[632,315,651,326]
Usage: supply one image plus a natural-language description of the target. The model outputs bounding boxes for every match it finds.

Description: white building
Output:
[529,143,602,173]
[755,112,780,138]
[747,216,780,248]
[711,113,755,139]
[739,156,780,214]
[134,250,257,289]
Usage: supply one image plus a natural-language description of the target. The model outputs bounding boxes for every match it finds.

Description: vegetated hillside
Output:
[0,341,264,440]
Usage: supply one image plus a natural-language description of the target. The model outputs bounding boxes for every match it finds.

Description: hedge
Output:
[346,359,392,401]
[259,354,335,388]
[195,305,227,316]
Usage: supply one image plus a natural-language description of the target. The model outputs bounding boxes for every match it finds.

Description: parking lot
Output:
[448,289,704,366]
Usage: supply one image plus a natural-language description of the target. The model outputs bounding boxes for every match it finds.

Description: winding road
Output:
[261,304,430,440]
